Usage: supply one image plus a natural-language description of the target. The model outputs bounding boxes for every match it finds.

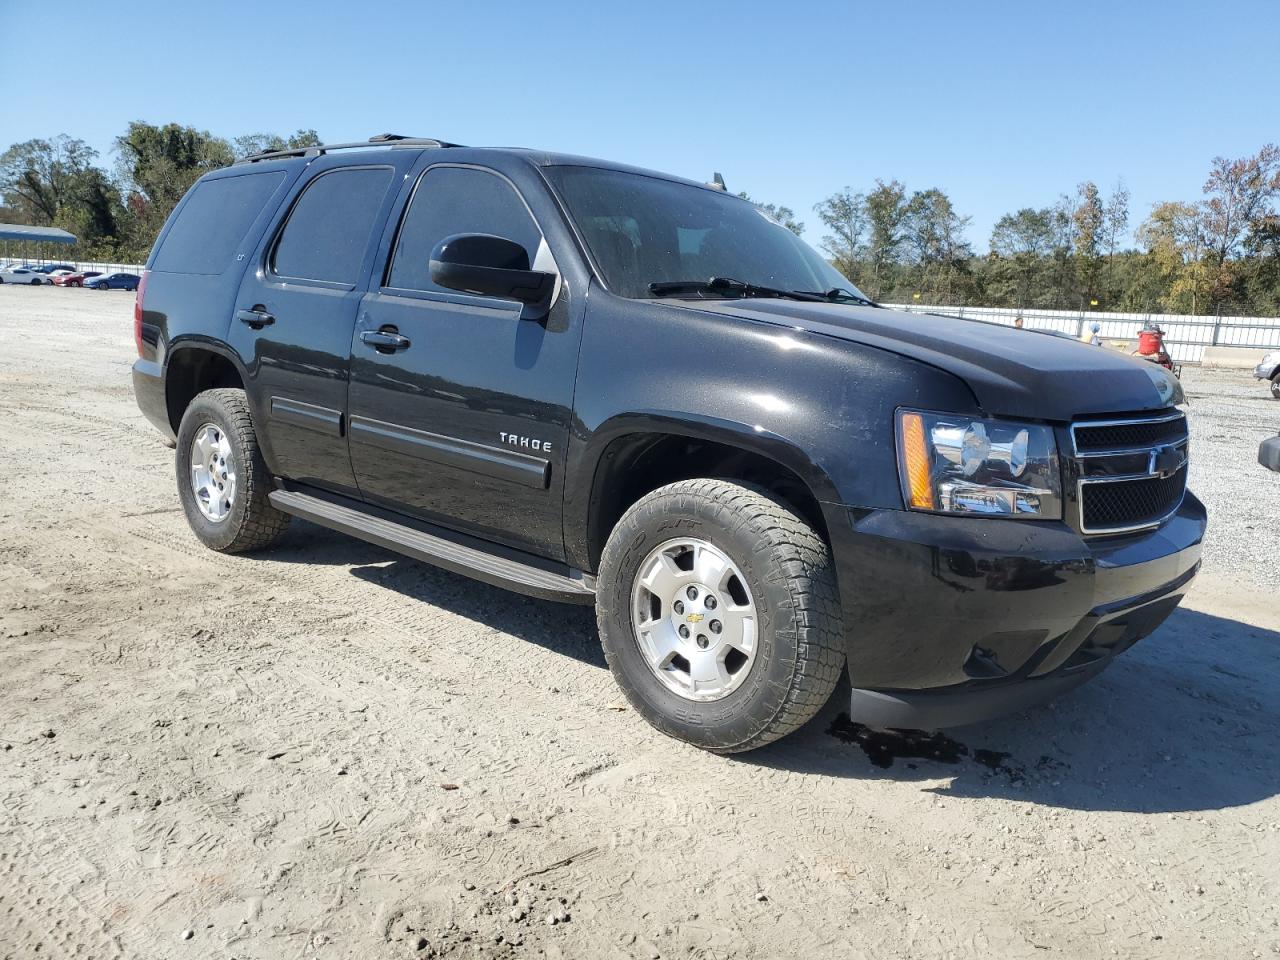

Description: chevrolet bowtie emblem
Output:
[1149,444,1186,480]
[686,613,705,624]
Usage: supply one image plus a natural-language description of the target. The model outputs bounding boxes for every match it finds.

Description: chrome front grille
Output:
[1069,412,1189,535]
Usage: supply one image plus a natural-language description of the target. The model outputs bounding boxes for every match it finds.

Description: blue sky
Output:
[2,0,1277,248]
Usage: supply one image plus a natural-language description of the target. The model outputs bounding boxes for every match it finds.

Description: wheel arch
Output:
[163,339,251,434]
[570,413,841,573]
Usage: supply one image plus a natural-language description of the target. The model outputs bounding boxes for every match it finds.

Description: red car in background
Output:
[52,270,103,288]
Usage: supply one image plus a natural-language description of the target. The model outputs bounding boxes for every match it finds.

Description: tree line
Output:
[767,143,1280,317]
[0,123,320,264]
[2,124,1278,316]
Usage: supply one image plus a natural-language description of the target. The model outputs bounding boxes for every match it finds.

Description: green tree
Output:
[1136,201,1208,314]
[813,188,867,280]
[1101,180,1130,296]
[58,167,124,250]
[864,179,909,296]
[989,207,1055,306]
[903,188,972,302]
[1200,143,1280,309]
[1240,213,1280,314]
[1072,181,1105,306]
[115,121,234,205]
[0,135,100,225]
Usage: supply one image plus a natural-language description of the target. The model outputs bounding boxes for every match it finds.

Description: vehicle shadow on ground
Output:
[263,524,1277,814]
[265,522,605,666]
[747,607,1280,814]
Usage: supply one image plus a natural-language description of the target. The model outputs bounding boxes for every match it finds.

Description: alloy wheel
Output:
[189,423,237,522]
[630,538,757,701]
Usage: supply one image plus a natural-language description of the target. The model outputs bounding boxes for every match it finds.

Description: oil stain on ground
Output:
[827,713,1063,783]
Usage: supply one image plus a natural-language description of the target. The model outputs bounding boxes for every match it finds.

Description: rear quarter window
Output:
[152,171,286,275]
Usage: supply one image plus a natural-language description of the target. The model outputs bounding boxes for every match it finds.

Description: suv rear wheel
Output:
[596,479,843,753]
[1271,371,1280,400]
[175,388,290,553]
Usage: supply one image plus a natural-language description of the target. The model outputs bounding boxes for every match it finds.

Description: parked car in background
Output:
[39,269,77,285]
[1254,350,1280,399]
[86,272,142,291]
[52,270,103,287]
[0,265,46,285]
[28,263,78,282]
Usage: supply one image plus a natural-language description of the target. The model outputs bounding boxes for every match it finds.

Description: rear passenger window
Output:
[152,171,285,275]
[272,167,393,285]
[387,166,542,293]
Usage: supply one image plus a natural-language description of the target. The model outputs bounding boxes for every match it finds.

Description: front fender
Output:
[562,287,980,567]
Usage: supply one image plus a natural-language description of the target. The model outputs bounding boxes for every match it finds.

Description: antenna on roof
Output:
[708,172,728,192]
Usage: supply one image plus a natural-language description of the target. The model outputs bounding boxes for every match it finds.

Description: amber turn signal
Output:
[898,411,936,510]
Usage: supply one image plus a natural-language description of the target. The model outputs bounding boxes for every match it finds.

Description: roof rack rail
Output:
[239,134,464,164]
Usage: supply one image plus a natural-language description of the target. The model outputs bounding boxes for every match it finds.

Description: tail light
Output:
[134,270,150,357]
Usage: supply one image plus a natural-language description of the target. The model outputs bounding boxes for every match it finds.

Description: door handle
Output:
[236,308,275,329]
[360,329,411,352]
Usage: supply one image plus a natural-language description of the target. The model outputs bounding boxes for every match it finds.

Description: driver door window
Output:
[386,166,544,294]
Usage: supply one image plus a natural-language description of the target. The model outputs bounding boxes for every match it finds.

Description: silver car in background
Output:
[1256,350,1280,399]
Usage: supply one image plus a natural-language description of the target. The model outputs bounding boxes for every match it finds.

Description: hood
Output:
[688,300,1182,421]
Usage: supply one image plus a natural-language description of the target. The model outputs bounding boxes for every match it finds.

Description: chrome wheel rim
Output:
[630,538,757,702]
[189,423,236,522]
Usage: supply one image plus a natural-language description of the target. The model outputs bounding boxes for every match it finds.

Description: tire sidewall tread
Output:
[175,388,289,554]
[596,478,843,754]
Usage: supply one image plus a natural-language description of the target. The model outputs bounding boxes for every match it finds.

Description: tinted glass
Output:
[545,166,865,300]
[273,167,394,284]
[387,166,542,293]
[152,171,285,275]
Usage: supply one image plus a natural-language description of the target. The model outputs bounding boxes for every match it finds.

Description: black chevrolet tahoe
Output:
[131,135,1206,753]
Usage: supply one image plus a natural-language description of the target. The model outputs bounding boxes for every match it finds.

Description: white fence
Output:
[884,303,1280,364]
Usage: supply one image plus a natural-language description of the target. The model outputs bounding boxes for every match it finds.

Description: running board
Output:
[268,488,596,605]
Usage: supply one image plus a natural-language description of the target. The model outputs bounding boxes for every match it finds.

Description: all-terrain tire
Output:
[596,479,844,753]
[1271,372,1280,400]
[175,388,290,553]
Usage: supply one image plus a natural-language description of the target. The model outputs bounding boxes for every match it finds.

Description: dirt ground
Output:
[1,284,1278,960]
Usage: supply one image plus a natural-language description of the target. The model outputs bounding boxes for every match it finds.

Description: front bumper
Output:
[1256,361,1277,380]
[822,493,1206,729]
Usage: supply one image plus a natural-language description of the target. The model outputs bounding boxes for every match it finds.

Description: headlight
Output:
[896,410,1062,519]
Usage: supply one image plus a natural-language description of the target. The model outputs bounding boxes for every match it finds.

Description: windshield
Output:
[545,165,868,301]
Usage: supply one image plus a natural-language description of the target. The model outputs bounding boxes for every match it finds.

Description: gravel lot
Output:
[1,284,1278,960]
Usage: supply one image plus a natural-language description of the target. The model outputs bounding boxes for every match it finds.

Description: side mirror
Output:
[429,233,556,316]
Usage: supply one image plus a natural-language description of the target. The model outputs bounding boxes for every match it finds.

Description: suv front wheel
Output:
[596,479,844,753]
[175,388,290,553]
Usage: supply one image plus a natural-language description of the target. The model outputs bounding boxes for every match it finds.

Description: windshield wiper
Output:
[648,277,825,302]
[794,287,880,307]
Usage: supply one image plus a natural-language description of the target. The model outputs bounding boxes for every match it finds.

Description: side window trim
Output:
[378,162,551,308]
[266,163,395,290]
